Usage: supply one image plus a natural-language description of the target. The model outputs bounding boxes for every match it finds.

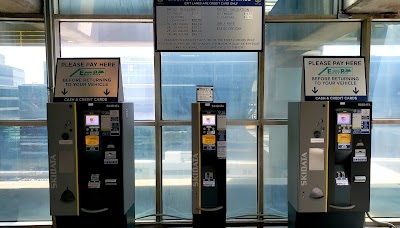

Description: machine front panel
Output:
[47,102,79,216]
[192,102,226,228]
[289,101,372,217]
[298,101,328,212]
[76,103,124,215]
[328,101,372,212]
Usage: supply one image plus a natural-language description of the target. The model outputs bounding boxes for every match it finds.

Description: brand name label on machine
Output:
[192,153,199,187]
[300,152,307,186]
[50,154,57,188]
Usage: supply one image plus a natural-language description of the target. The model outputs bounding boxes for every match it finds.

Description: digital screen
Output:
[337,113,351,125]
[202,114,216,126]
[85,115,99,126]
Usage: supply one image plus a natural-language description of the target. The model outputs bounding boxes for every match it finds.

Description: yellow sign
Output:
[337,133,351,144]
[85,135,99,146]
[202,135,216,145]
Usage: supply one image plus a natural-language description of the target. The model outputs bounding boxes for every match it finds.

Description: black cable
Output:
[226,213,286,220]
[135,213,190,221]
[366,212,397,228]
[137,213,286,221]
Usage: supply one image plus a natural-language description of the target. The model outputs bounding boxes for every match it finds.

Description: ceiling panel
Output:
[345,0,400,14]
[0,0,42,14]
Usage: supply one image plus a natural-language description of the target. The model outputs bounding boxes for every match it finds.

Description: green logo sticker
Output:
[69,68,106,77]
[318,67,353,76]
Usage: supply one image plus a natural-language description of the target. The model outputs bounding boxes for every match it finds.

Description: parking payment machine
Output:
[192,87,227,228]
[47,58,134,227]
[288,57,371,227]
[288,101,372,227]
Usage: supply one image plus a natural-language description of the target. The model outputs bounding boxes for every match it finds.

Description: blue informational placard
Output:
[154,0,264,51]
[352,108,371,135]
[155,0,264,6]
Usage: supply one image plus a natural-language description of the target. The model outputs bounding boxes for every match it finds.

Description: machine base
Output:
[288,203,365,228]
[193,213,225,228]
[55,214,132,228]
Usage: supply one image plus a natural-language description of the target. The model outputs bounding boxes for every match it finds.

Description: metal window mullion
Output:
[0,14,43,21]
[54,14,153,22]
[154,51,163,222]
[262,120,288,125]
[332,0,339,16]
[133,121,156,126]
[373,120,400,125]
[361,17,372,99]
[54,19,61,66]
[159,120,260,126]
[257,50,265,223]
[44,0,56,103]
[265,14,338,22]
[0,120,47,126]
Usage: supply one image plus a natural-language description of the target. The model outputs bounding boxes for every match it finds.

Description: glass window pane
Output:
[266,0,333,15]
[60,22,155,120]
[226,126,257,218]
[370,22,400,118]
[264,22,361,119]
[162,126,257,219]
[135,126,156,220]
[0,22,47,120]
[58,0,153,15]
[162,126,192,219]
[161,52,258,120]
[263,125,288,218]
[370,124,400,217]
[0,126,50,221]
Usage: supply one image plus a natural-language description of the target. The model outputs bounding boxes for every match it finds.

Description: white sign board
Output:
[196,86,214,102]
[303,57,367,102]
[53,58,123,102]
[155,0,264,51]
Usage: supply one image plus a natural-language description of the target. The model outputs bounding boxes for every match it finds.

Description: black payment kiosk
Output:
[288,101,372,227]
[192,101,227,228]
[48,102,134,227]
[288,57,372,228]
[47,58,134,227]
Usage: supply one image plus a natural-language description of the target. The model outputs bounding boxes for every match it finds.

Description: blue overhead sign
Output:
[303,56,368,102]
[154,0,264,51]
[155,0,264,6]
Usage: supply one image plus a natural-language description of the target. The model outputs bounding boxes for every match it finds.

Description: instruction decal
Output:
[303,57,367,101]
[54,58,122,102]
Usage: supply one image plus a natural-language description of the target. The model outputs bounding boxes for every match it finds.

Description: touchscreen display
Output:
[85,115,99,126]
[202,114,216,126]
[337,113,351,125]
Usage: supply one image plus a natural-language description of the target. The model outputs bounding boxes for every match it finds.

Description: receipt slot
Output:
[47,102,134,227]
[288,101,372,228]
[192,102,227,228]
